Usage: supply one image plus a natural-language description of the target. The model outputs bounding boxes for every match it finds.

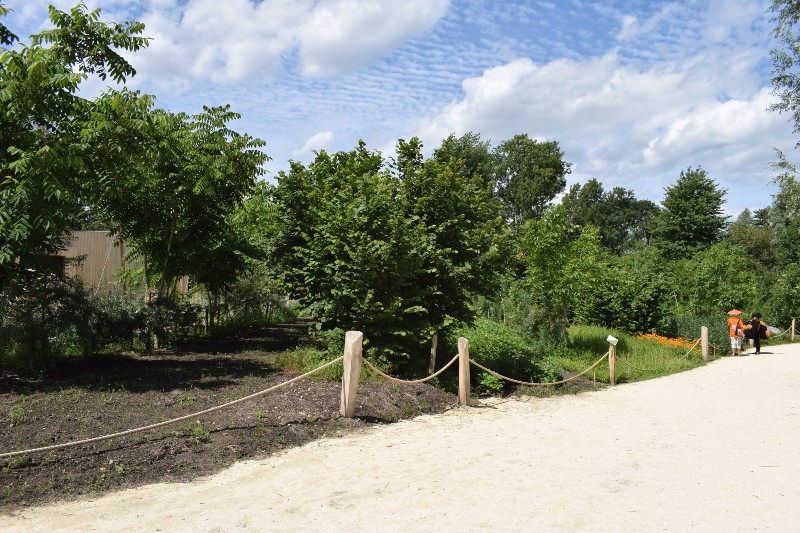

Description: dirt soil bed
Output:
[0,323,455,512]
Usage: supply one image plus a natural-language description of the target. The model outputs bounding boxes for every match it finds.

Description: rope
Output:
[681,338,701,359]
[362,354,459,384]
[770,327,791,338]
[469,351,609,387]
[0,356,344,460]
[615,356,651,372]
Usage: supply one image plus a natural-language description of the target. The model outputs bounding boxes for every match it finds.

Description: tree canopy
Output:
[493,134,571,226]
[0,2,148,287]
[273,138,504,365]
[650,167,727,260]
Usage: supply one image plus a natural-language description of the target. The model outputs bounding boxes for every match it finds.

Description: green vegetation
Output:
[1,2,799,397]
[561,325,704,384]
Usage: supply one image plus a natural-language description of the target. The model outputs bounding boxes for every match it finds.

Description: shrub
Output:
[660,314,727,355]
[443,317,559,392]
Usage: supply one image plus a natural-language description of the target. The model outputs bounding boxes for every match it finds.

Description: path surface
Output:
[4,344,800,532]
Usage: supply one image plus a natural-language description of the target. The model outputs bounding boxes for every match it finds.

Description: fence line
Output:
[0,356,344,461]
[362,354,459,384]
[6,321,767,460]
[615,356,652,372]
[771,326,792,338]
[469,352,609,387]
[681,338,701,359]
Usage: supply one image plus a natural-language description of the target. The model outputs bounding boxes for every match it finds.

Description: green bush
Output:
[443,317,560,392]
[660,314,728,354]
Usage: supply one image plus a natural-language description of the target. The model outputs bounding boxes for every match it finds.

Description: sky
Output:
[3,0,796,214]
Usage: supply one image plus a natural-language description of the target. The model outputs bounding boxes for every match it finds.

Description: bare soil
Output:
[0,322,456,512]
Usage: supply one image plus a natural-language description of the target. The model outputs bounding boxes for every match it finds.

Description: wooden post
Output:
[458,337,470,407]
[792,318,796,343]
[340,331,363,418]
[701,326,709,362]
[428,333,439,375]
[608,343,616,386]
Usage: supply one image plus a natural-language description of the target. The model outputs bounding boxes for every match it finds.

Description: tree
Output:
[766,263,800,325]
[273,138,505,366]
[0,4,16,46]
[84,98,267,298]
[766,151,800,266]
[672,243,758,316]
[432,132,494,187]
[726,209,778,270]
[0,2,148,289]
[561,178,659,254]
[769,0,800,143]
[493,134,571,225]
[605,247,672,333]
[515,205,605,338]
[650,167,728,259]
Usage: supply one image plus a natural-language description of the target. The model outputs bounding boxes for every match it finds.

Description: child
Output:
[727,309,745,356]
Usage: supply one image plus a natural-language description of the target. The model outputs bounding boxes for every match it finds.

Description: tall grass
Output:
[561,324,704,384]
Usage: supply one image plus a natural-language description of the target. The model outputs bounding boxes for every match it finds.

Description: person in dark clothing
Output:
[744,312,767,354]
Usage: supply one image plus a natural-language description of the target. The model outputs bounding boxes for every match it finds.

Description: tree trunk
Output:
[158,215,177,299]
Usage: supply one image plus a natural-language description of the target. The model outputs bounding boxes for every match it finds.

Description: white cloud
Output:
[118,0,450,92]
[129,0,310,91]
[414,46,793,210]
[293,130,336,156]
[297,0,449,77]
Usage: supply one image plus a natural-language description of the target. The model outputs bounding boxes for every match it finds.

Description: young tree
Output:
[0,3,148,289]
[493,134,571,226]
[273,139,505,366]
[650,167,728,260]
[85,99,267,298]
[515,205,605,338]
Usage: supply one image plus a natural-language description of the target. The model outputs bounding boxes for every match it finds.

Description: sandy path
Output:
[4,343,800,532]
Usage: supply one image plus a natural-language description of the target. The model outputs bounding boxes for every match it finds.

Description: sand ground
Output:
[4,342,800,532]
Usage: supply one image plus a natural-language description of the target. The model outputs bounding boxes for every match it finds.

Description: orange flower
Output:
[635,332,697,349]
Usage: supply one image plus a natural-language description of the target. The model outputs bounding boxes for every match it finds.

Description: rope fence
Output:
[771,326,791,338]
[0,356,344,461]
[361,353,459,384]
[5,319,794,460]
[681,338,701,359]
[470,352,609,387]
[615,356,652,372]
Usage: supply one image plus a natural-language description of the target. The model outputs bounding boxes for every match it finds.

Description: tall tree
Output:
[767,151,800,266]
[650,167,728,260]
[769,0,800,143]
[0,2,148,288]
[274,138,504,366]
[561,178,659,254]
[432,132,494,187]
[726,209,778,270]
[493,134,571,225]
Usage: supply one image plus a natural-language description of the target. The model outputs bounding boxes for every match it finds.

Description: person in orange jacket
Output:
[726,309,745,356]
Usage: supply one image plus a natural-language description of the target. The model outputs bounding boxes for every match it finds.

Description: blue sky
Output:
[4,0,795,214]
